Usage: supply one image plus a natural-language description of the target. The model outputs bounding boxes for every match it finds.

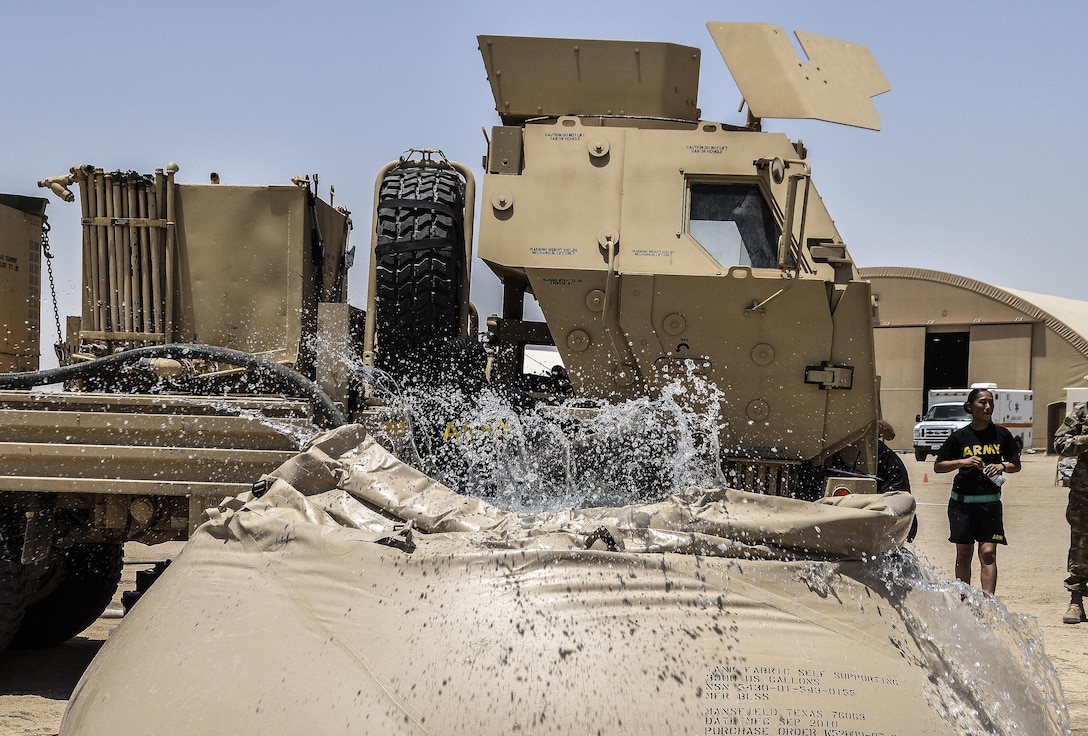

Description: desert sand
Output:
[0,451,1083,735]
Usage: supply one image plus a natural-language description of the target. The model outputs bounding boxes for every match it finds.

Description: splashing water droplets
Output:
[373,369,728,513]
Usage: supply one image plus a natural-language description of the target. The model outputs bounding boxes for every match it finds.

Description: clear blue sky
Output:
[3,1,1086,361]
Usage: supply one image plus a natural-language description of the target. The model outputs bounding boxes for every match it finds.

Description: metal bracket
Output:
[21,508,56,579]
[804,362,853,389]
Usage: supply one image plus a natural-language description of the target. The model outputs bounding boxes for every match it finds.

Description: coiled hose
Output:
[0,344,346,427]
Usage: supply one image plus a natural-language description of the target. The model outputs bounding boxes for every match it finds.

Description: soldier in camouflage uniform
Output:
[1054,402,1088,624]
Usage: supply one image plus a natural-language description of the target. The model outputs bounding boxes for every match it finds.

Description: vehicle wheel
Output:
[907,514,919,543]
[914,449,927,462]
[877,442,910,494]
[373,166,466,386]
[0,533,28,651]
[9,542,123,649]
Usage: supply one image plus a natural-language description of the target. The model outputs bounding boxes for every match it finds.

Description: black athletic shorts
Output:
[947,499,1007,545]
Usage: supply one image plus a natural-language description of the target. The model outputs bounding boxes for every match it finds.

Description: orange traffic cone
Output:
[922,473,929,484]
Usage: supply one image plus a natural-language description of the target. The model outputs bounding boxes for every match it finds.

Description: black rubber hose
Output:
[0,344,346,427]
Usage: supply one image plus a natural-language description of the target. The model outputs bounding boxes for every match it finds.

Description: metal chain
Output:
[40,221,67,363]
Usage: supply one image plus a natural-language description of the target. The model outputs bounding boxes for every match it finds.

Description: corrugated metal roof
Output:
[859,266,1088,359]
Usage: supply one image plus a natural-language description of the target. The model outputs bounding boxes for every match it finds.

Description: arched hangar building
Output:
[860,267,1088,454]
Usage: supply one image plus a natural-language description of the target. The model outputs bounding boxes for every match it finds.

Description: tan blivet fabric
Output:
[61,425,1064,735]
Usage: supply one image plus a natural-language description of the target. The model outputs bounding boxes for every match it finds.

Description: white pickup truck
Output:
[912,402,973,461]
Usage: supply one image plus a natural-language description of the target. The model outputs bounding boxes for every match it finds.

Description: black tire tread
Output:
[373,167,465,384]
[10,542,123,649]
[0,538,28,651]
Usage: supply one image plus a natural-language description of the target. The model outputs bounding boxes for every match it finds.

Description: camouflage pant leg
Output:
[1066,460,1088,593]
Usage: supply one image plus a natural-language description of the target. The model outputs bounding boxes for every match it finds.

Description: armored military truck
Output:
[0,166,356,649]
[365,23,890,499]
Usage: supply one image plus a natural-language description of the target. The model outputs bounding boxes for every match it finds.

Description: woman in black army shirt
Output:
[934,388,1022,595]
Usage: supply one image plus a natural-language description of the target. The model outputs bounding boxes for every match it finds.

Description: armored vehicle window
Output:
[688,183,780,269]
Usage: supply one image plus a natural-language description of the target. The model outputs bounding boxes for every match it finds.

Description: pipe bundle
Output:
[69,163,179,342]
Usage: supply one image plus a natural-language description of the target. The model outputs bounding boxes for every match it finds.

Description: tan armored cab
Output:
[476,24,890,494]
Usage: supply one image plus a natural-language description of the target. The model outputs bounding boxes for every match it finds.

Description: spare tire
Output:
[10,542,123,649]
[373,166,466,386]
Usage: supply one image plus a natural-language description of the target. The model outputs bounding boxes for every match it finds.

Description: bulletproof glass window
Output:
[688,183,781,269]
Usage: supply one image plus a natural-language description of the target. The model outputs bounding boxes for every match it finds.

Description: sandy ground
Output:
[0,452,1084,735]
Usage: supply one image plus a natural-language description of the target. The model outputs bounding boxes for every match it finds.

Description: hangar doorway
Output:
[923,331,969,410]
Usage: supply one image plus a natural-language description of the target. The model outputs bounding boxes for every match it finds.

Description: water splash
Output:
[833,548,1070,735]
[151,395,323,450]
[373,370,728,513]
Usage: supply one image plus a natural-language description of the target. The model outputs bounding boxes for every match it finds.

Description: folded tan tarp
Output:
[62,425,1066,735]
